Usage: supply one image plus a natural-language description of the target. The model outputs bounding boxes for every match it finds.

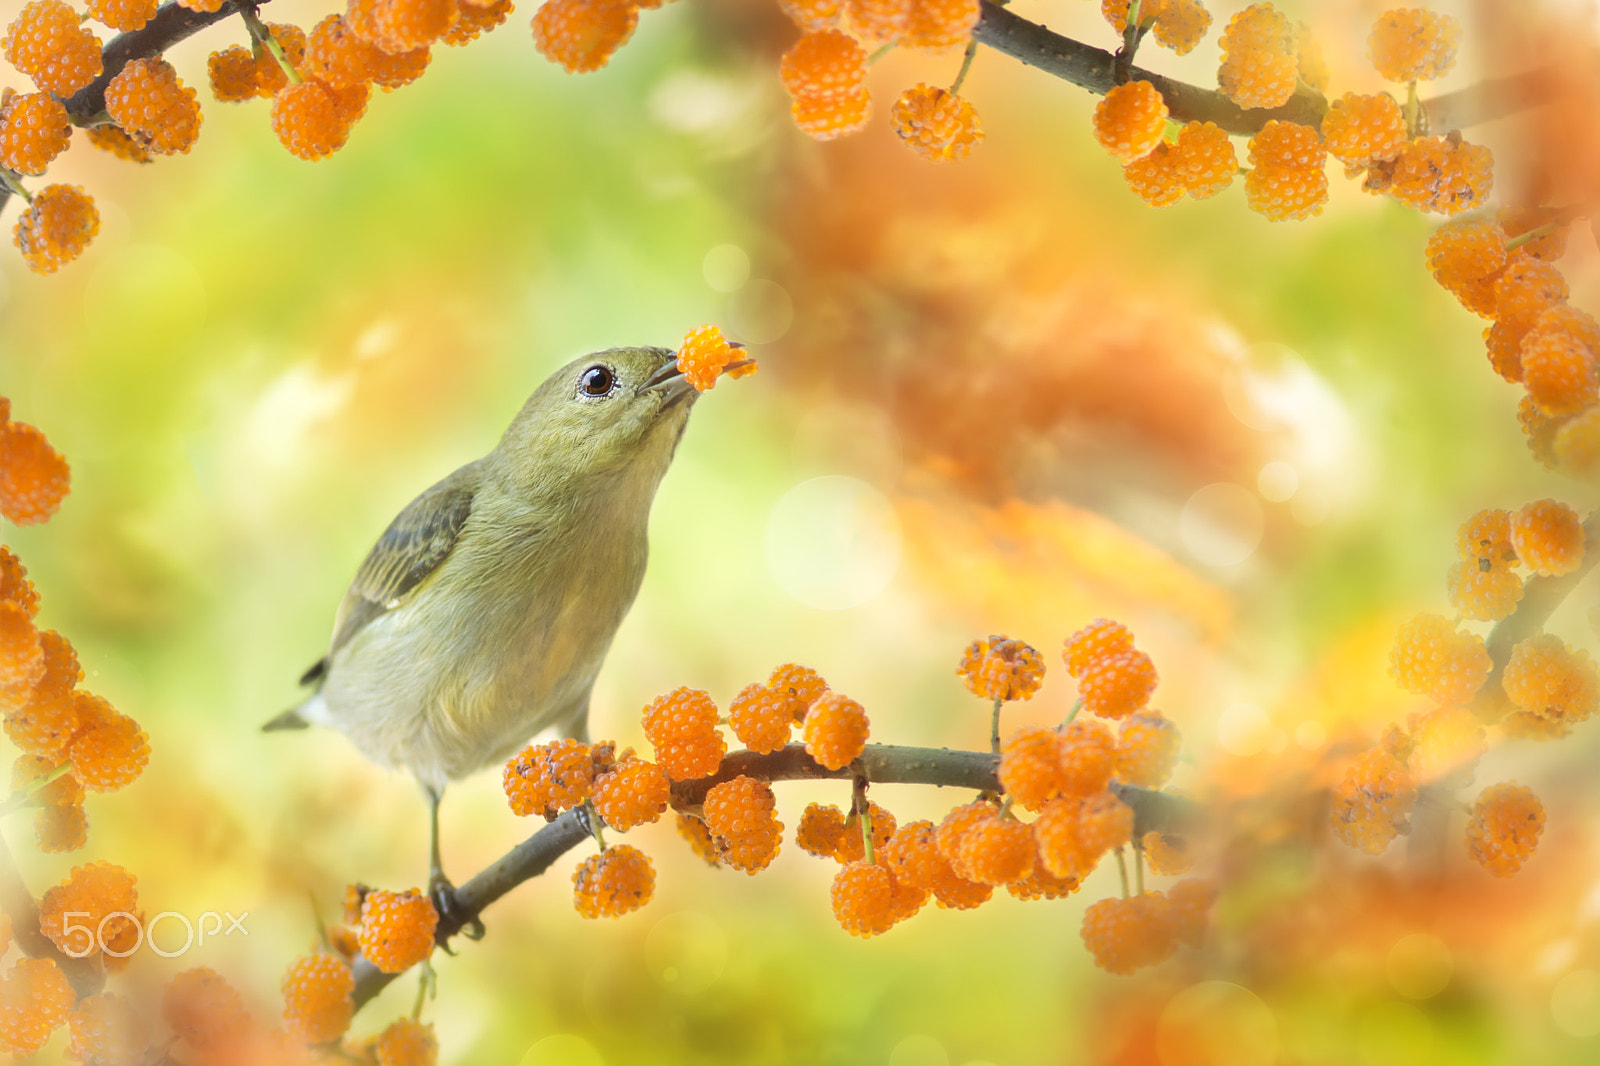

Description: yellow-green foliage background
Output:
[3,0,1599,1063]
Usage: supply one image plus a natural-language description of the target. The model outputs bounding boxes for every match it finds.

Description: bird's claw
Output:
[429,871,486,947]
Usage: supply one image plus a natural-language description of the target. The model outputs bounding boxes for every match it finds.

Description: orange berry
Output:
[957,817,1034,885]
[1094,80,1168,163]
[675,812,720,866]
[532,0,636,73]
[0,92,71,175]
[1553,405,1600,479]
[903,0,978,50]
[86,0,158,31]
[728,684,791,754]
[1389,135,1493,215]
[1141,830,1192,875]
[958,635,1045,702]
[848,0,910,44]
[11,183,99,276]
[1115,710,1180,788]
[0,957,75,1055]
[1059,717,1117,795]
[891,83,981,162]
[1511,499,1585,575]
[86,125,152,164]
[1446,560,1524,623]
[1064,619,1135,676]
[1076,789,1135,856]
[999,725,1067,810]
[1407,705,1485,787]
[792,87,871,140]
[1502,708,1571,741]
[281,953,354,1043]
[1502,633,1598,725]
[880,819,992,909]
[797,802,848,857]
[1500,207,1569,263]
[1151,0,1211,56]
[3,0,103,97]
[254,23,310,97]
[1465,781,1543,877]
[104,58,203,156]
[375,1018,439,1066]
[1217,4,1297,109]
[1100,0,1158,34]
[443,0,513,45]
[34,800,87,852]
[935,799,999,878]
[177,0,227,11]
[208,46,259,103]
[1426,219,1507,315]
[1245,120,1327,221]
[572,843,654,917]
[1523,309,1600,418]
[364,0,459,52]
[1124,142,1184,207]
[1494,260,1569,336]
[1369,7,1460,82]
[1007,864,1081,901]
[1172,120,1236,199]
[802,691,869,770]
[642,686,726,780]
[306,15,390,89]
[1519,396,1565,468]
[503,737,593,818]
[1322,92,1406,169]
[68,992,149,1065]
[1077,650,1158,719]
[163,968,250,1051]
[768,662,827,718]
[780,30,867,100]
[68,693,150,791]
[0,602,44,705]
[1166,877,1215,945]
[1330,746,1416,854]
[702,774,783,872]
[358,888,438,973]
[833,800,894,863]
[1081,893,1178,974]
[779,0,841,32]
[5,630,83,755]
[830,860,896,936]
[591,756,670,830]
[676,323,749,392]
[38,861,139,961]
[271,79,362,162]
[1456,508,1517,570]
[0,547,38,617]
[1389,613,1491,705]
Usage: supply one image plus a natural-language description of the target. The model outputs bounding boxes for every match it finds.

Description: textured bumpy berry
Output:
[1216,3,1297,109]
[0,602,44,707]
[1465,781,1543,877]
[1447,560,1523,622]
[677,324,751,392]
[849,0,910,44]
[375,1018,439,1066]
[797,802,848,857]
[39,861,139,961]
[504,738,594,818]
[676,812,720,866]
[1093,80,1168,163]
[1427,220,1507,317]
[1330,747,1416,854]
[3,0,103,97]
[1141,830,1192,875]
[728,683,791,753]
[1064,619,1134,675]
[702,774,783,872]
[833,800,894,863]
[362,0,458,52]
[642,686,726,779]
[891,84,982,162]
[444,0,513,46]
[831,861,896,936]
[1388,137,1493,215]
[358,888,438,973]
[272,80,363,162]
[999,726,1067,810]
[1389,613,1491,705]
[903,0,978,49]
[104,58,203,156]
[207,46,259,103]
[0,547,39,616]
[1511,499,1585,575]
[86,125,152,163]
[592,756,670,830]
[254,22,309,96]
[87,0,159,32]
[780,30,868,100]
[769,663,826,717]
[12,184,99,277]
[1081,893,1178,974]
[1502,633,1599,725]
[881,820,992,910]
[1369,7,1460,81]
[1523,310,1600,418]
[1322,92,1406,168]
[532,0,637,73]
[0,956,75,1055]
[1056,718,1115,795]
[1245,121,1327,221]
[1124,143,1183,207]
[68,993,148,1065]
[1172,121,1236,198]
[780,0,841,31]
[1116,710,1180,787]
[1007,864,1081,902]
[281,954,354,1043]
[0,92,71,175]
[802,692,869,769]
[68,695,150,791]
[958,636,1045,701]
[163,968,250,1051]
[1077,649,1158,719]
[958,817,1035,885]
[792,88,871,140]
[573,844,655,917]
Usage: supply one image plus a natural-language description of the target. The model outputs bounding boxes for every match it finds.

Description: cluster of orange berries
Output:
[0,399,70,525]
[676,323,758,393]
[1334,501,1590,871]
[1097,5,1493,223]
[775,0,984,161]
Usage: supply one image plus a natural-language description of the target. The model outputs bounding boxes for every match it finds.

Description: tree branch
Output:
[0,831,104,999]
[62,0,270,124]
[1421,68,1556,135]
[350,742,1192,1009]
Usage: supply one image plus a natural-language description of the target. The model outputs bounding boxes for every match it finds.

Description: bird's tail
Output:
[261,707,311,732]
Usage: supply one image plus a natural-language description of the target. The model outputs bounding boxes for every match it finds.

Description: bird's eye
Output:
[580,366,615,397]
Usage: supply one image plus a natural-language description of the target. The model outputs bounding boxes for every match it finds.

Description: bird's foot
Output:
[428,870,486,947]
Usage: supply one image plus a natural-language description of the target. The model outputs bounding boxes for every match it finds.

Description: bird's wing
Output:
[298,462,481,687]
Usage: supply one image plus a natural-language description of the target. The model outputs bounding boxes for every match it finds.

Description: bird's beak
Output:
[640,358,697,411]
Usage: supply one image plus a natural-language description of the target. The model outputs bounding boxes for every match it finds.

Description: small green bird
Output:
[266,345,718,923]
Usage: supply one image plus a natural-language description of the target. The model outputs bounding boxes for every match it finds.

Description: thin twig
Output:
[950,39,979,96]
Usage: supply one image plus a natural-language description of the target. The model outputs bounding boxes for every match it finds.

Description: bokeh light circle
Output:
[1386,933,1453,999]
[1257,460,1299,502]
[766,476,901,610]
[1179,483,1264,567]
[1551,969,1600,1037]
[888,1034,949,1066]
[702,244,750,293]
[521,1034,605,1066]
[728,279,793,343]
[1217,703,1272,756]
[644,910,728,994]
[1156,981,1277,1066]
